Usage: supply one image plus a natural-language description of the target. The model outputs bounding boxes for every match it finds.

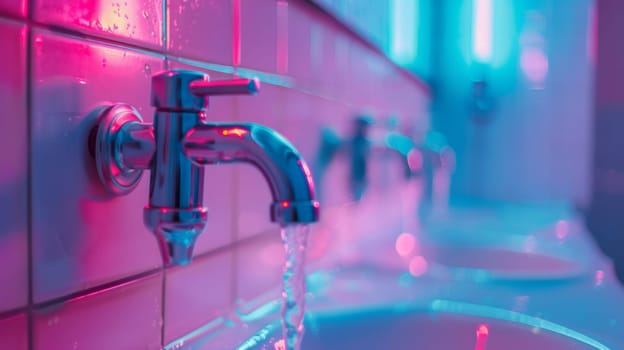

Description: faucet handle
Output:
[151,70,260,111]
[189,78,260,97]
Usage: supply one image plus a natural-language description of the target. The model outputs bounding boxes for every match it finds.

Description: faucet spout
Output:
[90,70,320,267]
[184,122,319,224]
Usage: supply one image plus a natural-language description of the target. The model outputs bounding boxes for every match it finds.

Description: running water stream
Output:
[279,224,310,350]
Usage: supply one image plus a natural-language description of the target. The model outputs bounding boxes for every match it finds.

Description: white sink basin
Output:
[237,301,612,350]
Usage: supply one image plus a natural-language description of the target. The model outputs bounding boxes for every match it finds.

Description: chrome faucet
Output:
[315,115,413,202]
[90,70,319,266]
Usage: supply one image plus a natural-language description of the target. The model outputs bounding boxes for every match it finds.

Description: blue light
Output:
[390,0,418,65]
[472,0,493,63]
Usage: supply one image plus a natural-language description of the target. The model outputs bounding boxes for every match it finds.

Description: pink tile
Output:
[236,233,284,303]
[236,164,277,239]
[167,60,236,254]
[34,272,163,350]
[346,41,376,109]
[288,1,313,88]
[167,0,232,65]
[0,313,28,350]
[240,0,278,73]
[164,250,233,344]
[31,30,163,302]
[0,19,28,312]
[34,0,163,50]
[0,0,27,17]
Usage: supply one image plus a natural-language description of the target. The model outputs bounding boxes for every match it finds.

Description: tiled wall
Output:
[0,0,429,348]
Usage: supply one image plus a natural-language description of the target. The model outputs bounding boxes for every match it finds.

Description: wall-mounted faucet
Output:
[89,70,319,266]
[315,115,413,202]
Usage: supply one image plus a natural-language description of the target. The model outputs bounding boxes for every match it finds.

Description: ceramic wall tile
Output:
[0,0,27,18]
[0,19,28,312]
[0,312,28,350]
[163,250,233,345]
[33,273,162,350]
[167,0,232,65]
[240,0,278,73]
[235,233,284,304]
[31,29,163,302]
[34,0,163,50]
[288,1,313,89]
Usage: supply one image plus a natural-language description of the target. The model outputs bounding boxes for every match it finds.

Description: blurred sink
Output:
[237,301,612,350]
[425,245,588,282]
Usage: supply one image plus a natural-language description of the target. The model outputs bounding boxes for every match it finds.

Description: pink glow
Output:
[281,201,290,208]
[475,324,489,350]
[472,0,493,63]
[276,1,289,74]
[520,47,549,86]
[220,127,248,137]
[395,233,417,257]
[274,339,286,350]
[260,242,284,268]
[555,220,569,240]
[407,149,423,172]
[595,270,604,286]
[306,227,330,259]
[408,256,428,276]
[299,159,312,177]
[233,0,242,66]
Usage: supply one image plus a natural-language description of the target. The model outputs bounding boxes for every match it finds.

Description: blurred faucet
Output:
[89,70,319,266]
[315,114,413,202]
[411,130,455,222]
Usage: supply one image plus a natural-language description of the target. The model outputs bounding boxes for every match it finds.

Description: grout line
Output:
[187,227,278,264]
[0,306,29,322]
[160,0,169,345]
[31,268,162,311]
[25,0,34,347]
[162,0,168,54]
[0,11,27,23]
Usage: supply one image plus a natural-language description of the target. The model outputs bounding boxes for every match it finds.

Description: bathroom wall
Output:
[432,0,595,206]
[587,0,624,282]
[0,0,429,348]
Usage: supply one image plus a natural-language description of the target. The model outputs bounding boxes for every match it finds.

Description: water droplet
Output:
[72,341,78,349]
[143,64,152,76]
[142,9,149,18]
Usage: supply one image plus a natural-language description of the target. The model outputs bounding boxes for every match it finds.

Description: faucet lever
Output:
[189,78,260,97]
